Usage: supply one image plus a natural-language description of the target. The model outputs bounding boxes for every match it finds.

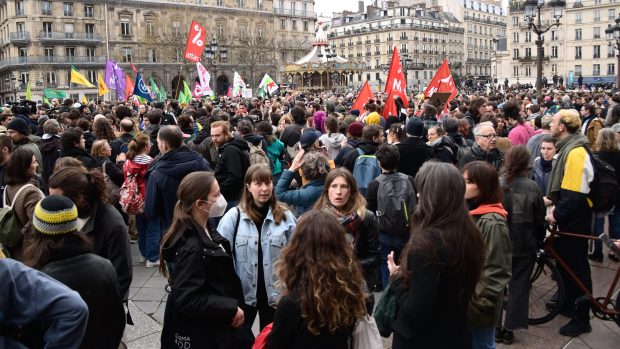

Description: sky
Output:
[314,0,509,19]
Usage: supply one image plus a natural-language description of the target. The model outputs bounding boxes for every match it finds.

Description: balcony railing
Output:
[40,31,101,42]
[0,56,105,70]
[274,8,316,18]
[10,32,30,43]
[518,56,550,63]
[16,9,25,16]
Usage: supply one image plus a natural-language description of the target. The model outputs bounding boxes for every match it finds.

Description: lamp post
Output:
[204,36,228,95]
[605,15,620,89]
[4,77,17,102]
[401,53,413,91]
[524,0,566,90]
[318,46,336,91]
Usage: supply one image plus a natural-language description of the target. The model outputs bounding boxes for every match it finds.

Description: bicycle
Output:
[528,225,620,326]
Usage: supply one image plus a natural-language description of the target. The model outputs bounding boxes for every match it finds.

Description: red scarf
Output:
[469,203,508,219]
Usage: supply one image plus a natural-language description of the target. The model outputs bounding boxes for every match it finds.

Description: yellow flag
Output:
[70,66,95,88]
[25,80,32,100]
[82,95,88,105]
[98,73,109,96]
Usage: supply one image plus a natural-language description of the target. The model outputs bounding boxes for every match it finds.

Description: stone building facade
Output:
[0,0,315,102]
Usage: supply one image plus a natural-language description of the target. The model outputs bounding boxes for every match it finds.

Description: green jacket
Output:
[468,212,512,328]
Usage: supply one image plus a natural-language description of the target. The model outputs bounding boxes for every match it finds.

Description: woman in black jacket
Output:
[24,195,125,349]
[267,209,368,349]
[159,171,253,349]
[313,167,380,313]
[497,146,546,344]
[91,139,124,187]
[387,162,484,349]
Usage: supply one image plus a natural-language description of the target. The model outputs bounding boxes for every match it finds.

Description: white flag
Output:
[196,62,211,96]
[233,71,246,97]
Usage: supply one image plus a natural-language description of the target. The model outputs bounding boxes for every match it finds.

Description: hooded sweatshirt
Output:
[319,132,347,160]
[145,146,210,229]
[214,136,251,202]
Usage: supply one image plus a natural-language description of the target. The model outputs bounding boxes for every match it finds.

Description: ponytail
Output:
[127,133,150,160]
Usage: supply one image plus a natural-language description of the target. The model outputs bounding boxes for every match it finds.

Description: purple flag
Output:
[104,60,117,90]
[113,63,126,101]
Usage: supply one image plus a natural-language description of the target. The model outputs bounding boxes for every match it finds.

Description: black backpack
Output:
[586,148,619,215]
[375,173,416,236]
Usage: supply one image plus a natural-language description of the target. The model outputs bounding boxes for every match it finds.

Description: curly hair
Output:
[500,146,532,186]
[274,209,367,334]
[93,118,116,142]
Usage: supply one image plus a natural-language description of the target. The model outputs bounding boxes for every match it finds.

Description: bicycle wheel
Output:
[528,254,566,325]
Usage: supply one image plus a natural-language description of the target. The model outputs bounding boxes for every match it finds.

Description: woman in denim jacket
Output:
[218,164,297,332]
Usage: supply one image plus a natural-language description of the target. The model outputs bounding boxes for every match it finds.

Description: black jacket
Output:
[341,141,379,174]
[83,131,96,154]
[502,176,546,256]
[93,156,124,188]
[279,123,304,147]
[594,150,620,205]
[354,210,381,289]
[334,139,361,168]
[41,239,125,349]
[396,137,434,179]
[58,146,97,169]
[457,143,503,170]
[161,222,253,349]
[145,146,210,230]
[145,125,161,158]
[214,137,251,202]
[38,136,60,186]
[110,133,134,162]
[267,293,353,349]
[81,202,133,302]
[392,245,471,349]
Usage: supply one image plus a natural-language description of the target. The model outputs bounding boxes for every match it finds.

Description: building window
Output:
[551,46,558,58]
[512,16,518,27]
[525,66,531,77]
[594,10,601,22]
[609,9,616,20]
[42,22,53,35]
[121,18,132,36]
[513,48,519,59]
[575,12,581,23]
[291,20,297,31]
[146,20,155,36]
[66,47,75,62]
[63,3,73,16]
[575,29,582,40]
[239,0,245,7]
[551,30,558,41]
[16,0,25,16]
[64,23,74,38]
[593,27,600,39]
[46,71,56,84]
[525,47,532,57]
[148,49,157,63]
[216,23,224,37]
[122,47,132,62]
[280,19,285,30]
[593,45,600,58]
[87,70,96,83]
[512,32,519,43]
[525,31,531,43]
[20,72,29,85]
[19,48,28,63]
[575,65,582,75]
[609,44,616,58]
[85,23,94,39]
[608,64,616,75]
[217,0,223,5]
[44,47,54,62]
[303,21,308,32]
[41,1,52,15]
[593,64,600,76]
[84,4,94,17]
[575,46,582,59]
[513,66,519,76]
[172,20,181,35]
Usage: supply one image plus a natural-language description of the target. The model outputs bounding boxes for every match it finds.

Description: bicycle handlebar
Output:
[599,233,620,256]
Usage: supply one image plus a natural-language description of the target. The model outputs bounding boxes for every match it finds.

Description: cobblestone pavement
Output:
[126,243,620,349]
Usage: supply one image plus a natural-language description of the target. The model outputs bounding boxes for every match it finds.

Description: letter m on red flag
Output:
[384,47,408,107]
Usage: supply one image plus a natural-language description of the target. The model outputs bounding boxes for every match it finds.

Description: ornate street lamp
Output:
[524,0,566,90]
[605,15,620,89]
[318,47,337,90]
[204,36,228,94]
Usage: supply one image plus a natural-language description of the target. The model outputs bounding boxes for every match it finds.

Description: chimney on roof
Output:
[359,1,364,13]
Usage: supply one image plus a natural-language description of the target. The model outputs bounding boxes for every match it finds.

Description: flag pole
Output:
[175,65,183,100]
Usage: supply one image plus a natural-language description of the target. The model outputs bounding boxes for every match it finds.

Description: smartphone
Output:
[599,233,620,255]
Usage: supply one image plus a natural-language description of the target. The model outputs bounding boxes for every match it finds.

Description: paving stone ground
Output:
[126,243,620,349]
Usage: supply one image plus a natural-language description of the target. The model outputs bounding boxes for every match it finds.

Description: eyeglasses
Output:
[478,134,497,139]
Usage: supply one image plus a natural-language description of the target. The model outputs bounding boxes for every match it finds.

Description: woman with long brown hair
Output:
[461,161,512,348]
[313,167,380,312]
[217,164,296,331]
[267,209,368,348]
[388,161,484,348]
[159,171,252,349]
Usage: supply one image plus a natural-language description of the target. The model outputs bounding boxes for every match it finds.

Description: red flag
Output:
[184,21,207,62]
[381,89,399,119]
[424,60,457,99]
[351,81,373,112]
[384,47,408,109]
[125,75,135,101]
[130,63,138,74]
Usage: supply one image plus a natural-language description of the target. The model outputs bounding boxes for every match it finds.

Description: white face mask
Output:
[204,194,227,218]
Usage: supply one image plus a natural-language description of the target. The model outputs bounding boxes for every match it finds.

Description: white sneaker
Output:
[145,260,160,268]
[138,256,146,263]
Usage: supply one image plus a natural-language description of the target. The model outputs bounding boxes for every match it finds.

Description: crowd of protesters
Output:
[0,83,619,349]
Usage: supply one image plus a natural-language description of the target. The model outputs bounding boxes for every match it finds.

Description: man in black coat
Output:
[396,118,434,179]
[110,117,135,161]
[457,121,503,170]
[210,121,251,210]
[58,127,97,169]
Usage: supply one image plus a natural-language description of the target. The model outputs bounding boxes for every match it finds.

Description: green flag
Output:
[158,83,167,101]
[178,90,187,104]
[150,77,160,101]
[179,81,192,103]
[43,96,50,105]
[44,88,67,99]
[25,81,32,100]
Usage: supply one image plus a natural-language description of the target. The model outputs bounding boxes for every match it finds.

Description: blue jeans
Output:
[379,233,409,288]
[593,206,620,253]
[470,327,496,349]
[137,216,161,262]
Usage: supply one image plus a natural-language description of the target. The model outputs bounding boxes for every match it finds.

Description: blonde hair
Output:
[90,139,109,157]
[594,128,618,152]
[556,109,581,133]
